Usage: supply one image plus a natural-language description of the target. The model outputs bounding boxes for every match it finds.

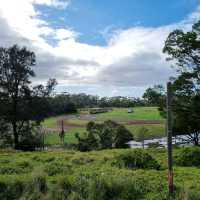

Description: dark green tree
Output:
[76,120,133,151]
[143,85,165,106]
[163,20,200,145]
[0,45,57,149]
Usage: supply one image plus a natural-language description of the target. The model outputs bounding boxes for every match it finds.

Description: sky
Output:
[0,0,200,97]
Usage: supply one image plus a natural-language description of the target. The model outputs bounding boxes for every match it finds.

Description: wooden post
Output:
[61,120,64,133]
[167,82,174,195]
[59,120,65,144]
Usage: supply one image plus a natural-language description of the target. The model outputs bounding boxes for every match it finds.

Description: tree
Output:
[143,85,165,106]
[76,120,133,151]
[162,20,200,146]
[0,45,56,149]
[137,127,149,149]
[0,119,12,147]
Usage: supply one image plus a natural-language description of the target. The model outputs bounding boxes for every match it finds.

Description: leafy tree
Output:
[0,119,12,147]
[75,131,100,151]
[163,20,200,145]
[143,85,165,106]
[76,120,133,151]
[47,94,77,116]
[0,45,56,149]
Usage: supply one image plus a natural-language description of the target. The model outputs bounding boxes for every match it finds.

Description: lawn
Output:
[96,107,164,121]
[0,148,199,199]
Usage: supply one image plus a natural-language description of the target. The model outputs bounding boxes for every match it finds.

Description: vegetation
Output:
[95,107,163,121]
[143,85,165,106]
[0,148,200,199]
[162,20,200,145]
[137,127,149,148]
[114,149,161,170]
[1,16,200,199]
[75,121,133,151]
[0,45,57,150]
[175,147,200,167]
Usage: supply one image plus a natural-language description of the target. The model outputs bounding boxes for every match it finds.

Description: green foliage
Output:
[48,94,77,116]
[0,119,12,147]
[44,161,72,176]
[175,147,200,167]
[18,125,44,151]
[163,20,200,145]
[0,148,200,199]
[0,45,57,150]
[143,85,165,106]
[114,150,161,170]
[76,120,133,151]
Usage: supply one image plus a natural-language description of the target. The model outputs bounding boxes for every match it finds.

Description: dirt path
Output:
[127,120,164,125]
[56,118,164,130]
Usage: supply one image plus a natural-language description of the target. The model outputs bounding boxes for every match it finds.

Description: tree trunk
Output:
[193,133,199,146]
[12,122,19,149]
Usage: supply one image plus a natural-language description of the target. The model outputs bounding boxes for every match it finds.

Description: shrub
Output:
[175,147,200,167]
[0,176,25,199]
[51,177,73,200]
[114,150,160,170]
[44,161,72,176]
[76,120,133,151]
[19,126,44,151]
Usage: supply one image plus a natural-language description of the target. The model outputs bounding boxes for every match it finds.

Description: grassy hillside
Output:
[0,148,199,200]
[42,107,165,146]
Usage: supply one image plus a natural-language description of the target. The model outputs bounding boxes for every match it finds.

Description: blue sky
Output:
[0,0,200,97]
[37,0,199,45]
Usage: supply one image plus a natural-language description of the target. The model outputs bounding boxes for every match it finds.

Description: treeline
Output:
[47,86,165,116]
[47,93,146,116]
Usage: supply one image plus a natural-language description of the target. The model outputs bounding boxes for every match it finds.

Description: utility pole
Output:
[167,82,174,195]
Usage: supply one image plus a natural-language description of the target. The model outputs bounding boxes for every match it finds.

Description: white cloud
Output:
[33,0,70,9]
[0,0,200,96]
[55,28,78,40]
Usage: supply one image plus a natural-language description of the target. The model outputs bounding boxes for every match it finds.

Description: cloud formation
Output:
[0,0,200,96]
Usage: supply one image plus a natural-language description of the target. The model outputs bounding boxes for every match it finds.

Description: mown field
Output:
[43,107,165,146]
[0,148,199,200]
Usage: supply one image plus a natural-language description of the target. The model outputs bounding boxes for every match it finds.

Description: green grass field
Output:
[42,107,165,146]
[44,128,85,145]
[0,148,199,199]
[96,107,164,121]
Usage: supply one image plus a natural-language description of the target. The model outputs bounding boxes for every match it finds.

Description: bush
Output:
[44,161,71,176]
[0,176,25,199]
[76,120,133,151]
[19,126,44,151]
[175,147,200,167]
[114,150,161,170]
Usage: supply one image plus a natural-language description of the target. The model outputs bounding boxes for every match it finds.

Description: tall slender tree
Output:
[0,45,56,149]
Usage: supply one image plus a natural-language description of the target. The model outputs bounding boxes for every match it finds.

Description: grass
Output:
[0,148,200,199]
[42,107,164,129]
[96,107,164,121]
[44,128,85,146]
[127,124,165,140]
[42,107,165,146]
[44,125,165,146]
[43,116,60,128]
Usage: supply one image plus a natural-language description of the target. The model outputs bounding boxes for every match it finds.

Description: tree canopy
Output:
[0,45,57,149]
[163,20,200,145]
